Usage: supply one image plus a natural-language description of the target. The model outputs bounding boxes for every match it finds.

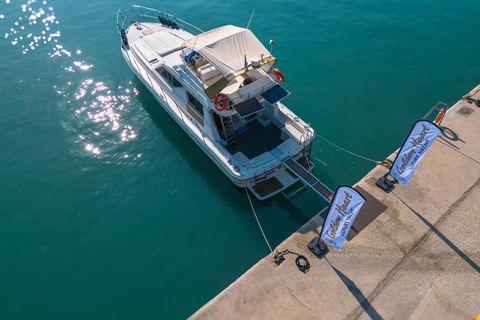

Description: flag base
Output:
[307,237,327,256]
[375,173,398,192]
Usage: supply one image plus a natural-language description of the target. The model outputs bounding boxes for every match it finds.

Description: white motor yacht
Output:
[117,6,332,201]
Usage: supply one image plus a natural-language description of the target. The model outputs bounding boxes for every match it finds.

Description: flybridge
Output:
[182,25,274,78]
[180,25,278,101]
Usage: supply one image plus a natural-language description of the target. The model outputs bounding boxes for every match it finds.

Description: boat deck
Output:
[227,120,283,159]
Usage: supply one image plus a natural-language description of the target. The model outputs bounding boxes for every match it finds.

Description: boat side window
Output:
[156,67,183,88]
[187,92,204,117]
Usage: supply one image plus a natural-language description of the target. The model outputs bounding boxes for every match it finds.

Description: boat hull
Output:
[117,9,316,199]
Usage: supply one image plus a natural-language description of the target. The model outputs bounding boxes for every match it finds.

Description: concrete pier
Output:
[190,85,480,320]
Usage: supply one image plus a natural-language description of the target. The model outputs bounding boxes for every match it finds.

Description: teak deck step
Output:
[283,158,334,202]
[253,176,284,198]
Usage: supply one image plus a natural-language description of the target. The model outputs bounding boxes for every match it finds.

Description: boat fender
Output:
[214,93,228,112]
[119,28,128,47]
[272,68,285,83]
[435,107,446,123]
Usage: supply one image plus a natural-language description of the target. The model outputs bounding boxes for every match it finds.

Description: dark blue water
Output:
[1,0,478,319]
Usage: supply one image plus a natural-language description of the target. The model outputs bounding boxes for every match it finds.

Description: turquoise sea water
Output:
[1,0,478,318]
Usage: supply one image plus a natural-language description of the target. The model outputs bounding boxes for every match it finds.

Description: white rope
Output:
[243,180,273,253]
[316,134,382,165]
[246,9,255,29]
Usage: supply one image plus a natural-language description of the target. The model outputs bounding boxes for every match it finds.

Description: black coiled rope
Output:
[274,249,310,273]
[295,255,310,273]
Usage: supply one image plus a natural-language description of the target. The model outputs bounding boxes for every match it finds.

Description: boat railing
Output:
[234,140,302,170]
[117,5,203,40]
[285,112,311,137]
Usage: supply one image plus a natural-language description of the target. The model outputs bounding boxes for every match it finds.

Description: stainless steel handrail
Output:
[117,5,203,38]
[422,101,449,126]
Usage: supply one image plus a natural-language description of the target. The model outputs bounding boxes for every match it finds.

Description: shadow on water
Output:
[130,77,313,224]
[271,194,319,225]
[392,192,480,273]
[326,258,384,320]
[131,78,237,202]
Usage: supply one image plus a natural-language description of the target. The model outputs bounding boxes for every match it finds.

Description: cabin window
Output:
[157,67,183,87]
[187,92,204,116]
[187,92,204,126]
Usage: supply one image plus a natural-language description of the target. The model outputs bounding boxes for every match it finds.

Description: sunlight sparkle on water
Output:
[7,0,61,55]
[73,61,92,70]
[85,143,100,154]
[69,77,136,153]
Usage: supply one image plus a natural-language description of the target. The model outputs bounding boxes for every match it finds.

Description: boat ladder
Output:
[283,158,334,202]
[254,171,268,191]
[221,116,236,146]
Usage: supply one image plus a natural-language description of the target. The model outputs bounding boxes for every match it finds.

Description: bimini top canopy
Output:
[182,25,271,77]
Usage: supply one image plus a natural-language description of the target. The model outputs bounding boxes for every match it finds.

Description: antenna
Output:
[246,9,255,29]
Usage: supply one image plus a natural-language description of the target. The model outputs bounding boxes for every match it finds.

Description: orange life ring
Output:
[273,68,285,83]
[214,93,228,112]
[435,107,446,123]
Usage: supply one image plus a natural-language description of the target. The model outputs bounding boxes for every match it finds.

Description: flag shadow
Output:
[392,192,480,273]
[437,126,465,150]
[326,258,383,320]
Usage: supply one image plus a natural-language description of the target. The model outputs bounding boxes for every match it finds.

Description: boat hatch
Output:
[133,41,159,64]
[233,97,264,118]
[143,32,183,57]
[261,85,290,105]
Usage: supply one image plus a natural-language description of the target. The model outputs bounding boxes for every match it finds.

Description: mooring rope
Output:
[314,157,338,189]
[242,181,313,273]
[243,180,273,253]
[316,134,382,165]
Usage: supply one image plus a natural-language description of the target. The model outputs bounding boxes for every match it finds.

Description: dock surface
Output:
[190,86,480,320]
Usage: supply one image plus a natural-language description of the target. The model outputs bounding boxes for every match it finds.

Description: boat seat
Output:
[237,74,276,99]
[198,64,222,82]
[281,123,303,143]
[252,151,276,166]
[276,138,297,156]
[232,152,251,167]
[269,148,284,158]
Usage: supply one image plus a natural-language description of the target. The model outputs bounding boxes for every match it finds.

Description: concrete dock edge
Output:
[190,85,480,320]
